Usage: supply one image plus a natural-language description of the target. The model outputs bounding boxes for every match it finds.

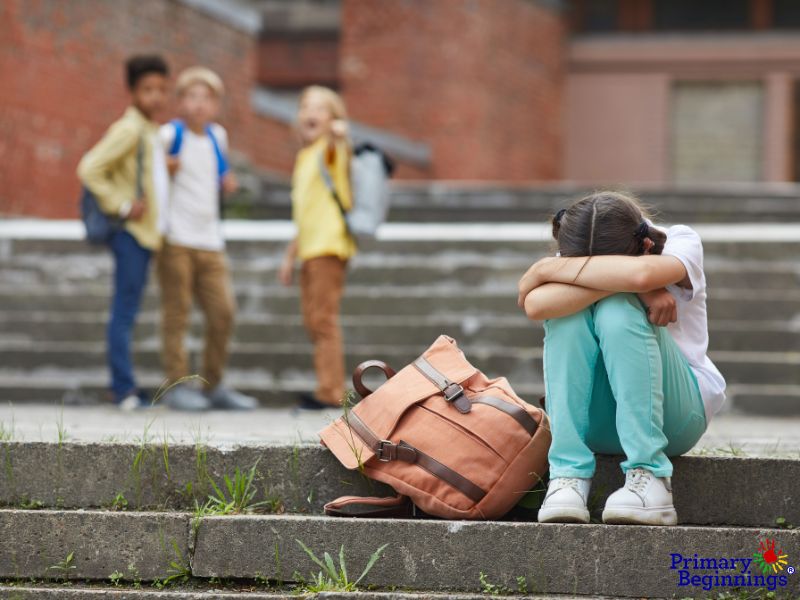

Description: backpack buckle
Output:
[376,440,393,462]
[443,383,464,403]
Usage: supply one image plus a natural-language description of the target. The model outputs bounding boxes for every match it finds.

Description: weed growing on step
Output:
[153,539,191,588]
[107,492,128,511]
[183,424,212,502]
[126,562,142,588]
[478,572,530,596]
[18,497,44,510]
[0,413,15,442]
[294,539,388,592]
[46,552,75,580]
[161,426,171,481]
[55,404,68,447]
[130,417,156,508]
[2,442,14,501]
[775,516,794,529]
[204,460,280,515]
[108,570,123,587]
[340,390,367,476]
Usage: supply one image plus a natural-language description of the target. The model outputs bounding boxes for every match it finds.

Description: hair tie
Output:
[554,208,567,224]
[634,221,649,240]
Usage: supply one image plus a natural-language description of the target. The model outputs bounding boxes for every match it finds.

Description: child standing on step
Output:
[279,86,355,410]
[78,55,170,410]
[156,66,257,411]
[518,191,726,526]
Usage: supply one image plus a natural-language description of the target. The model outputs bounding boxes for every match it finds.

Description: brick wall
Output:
[339,0,565,181]
[258,32,340,89]
[0,0,297,218]
[0,0,567,218]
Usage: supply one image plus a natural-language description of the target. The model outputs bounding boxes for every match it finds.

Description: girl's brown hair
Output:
[552,191,666,257]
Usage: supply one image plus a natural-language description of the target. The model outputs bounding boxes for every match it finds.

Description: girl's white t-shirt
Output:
[158,123,227,251]
[660,225,727,423]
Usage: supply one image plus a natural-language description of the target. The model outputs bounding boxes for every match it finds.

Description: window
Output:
[580,0,620,32]
[773,0,800,28]
[653,0,750,30]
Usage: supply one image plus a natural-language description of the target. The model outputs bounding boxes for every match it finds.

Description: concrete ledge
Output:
[0,585,613,599]
[0,510,189,581]
[192,516,800,597]
[0,586,292,599]
[0,444,389,516]
[0,443,798,528]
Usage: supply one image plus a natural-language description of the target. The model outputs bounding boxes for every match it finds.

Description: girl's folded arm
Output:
[524,283,615,321]
[527,255,688,295]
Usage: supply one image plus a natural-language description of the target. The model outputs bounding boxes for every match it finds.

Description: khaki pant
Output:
[157,243,235,390]
[300,256,347,406]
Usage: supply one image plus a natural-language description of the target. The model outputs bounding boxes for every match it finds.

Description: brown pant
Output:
[300,256,347,406]
[157,243,236,390]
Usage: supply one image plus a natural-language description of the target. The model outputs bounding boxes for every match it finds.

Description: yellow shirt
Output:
[77,106,162,251]
[291,136,356,261]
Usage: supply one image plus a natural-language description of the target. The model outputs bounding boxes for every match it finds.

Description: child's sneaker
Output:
[537,477,591,523]
[602,467,678,526]
[116,390,153,411]
[206,386,258,410]
[161,384,210,412]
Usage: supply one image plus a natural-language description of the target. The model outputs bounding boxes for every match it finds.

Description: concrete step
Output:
[193,517,800,597]
[2,285,800,323]
[6,252,800,291]
[0,586,606,600]
[6,221,800,260]
[0,340,799,389]
[1,443,797,529]
[2,311,800,354]
[3,370,800,416]
[0,507,797,597]
[253,180,800,224]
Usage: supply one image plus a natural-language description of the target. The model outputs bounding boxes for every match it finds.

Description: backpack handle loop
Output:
[352,360,396,399]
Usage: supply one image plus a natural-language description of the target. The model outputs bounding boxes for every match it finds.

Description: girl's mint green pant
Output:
[543,293,707,478]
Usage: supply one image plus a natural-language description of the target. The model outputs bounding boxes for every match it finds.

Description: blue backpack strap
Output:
[168,119,185,156]
[205,124,229,185]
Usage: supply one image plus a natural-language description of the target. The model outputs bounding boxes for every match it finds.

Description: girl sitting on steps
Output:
[518,191,726,526]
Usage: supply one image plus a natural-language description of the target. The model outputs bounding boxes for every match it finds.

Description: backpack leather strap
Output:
[413,356,472,414]
[345,411,418,463]
[345,411,486,503]
[324,495,415,518]
[473,396,539,436]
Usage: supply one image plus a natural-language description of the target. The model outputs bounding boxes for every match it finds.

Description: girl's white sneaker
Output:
[602,467,678,526]
[537,477,591,524]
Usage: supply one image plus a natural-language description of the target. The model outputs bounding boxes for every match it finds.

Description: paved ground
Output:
[1,402,798,457]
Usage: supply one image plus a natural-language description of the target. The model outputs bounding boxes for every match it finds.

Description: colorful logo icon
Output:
[753,538,789,575]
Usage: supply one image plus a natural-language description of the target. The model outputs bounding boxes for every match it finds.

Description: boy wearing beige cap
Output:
[157,66,256,411]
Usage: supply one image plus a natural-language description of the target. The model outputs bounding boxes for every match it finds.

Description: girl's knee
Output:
[545,308,593,336]
[594,293,648,330]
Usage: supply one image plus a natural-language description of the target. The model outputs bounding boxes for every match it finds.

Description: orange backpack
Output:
[320,335,551,520]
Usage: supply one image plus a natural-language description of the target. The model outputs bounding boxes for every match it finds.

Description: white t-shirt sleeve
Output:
[662,225,704,302]
[159,123,176,151]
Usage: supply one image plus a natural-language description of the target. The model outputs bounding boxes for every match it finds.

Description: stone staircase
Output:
[250,180,800,223]
[1,216,800,414]
[2,200,800,598]
[0,441,798,598]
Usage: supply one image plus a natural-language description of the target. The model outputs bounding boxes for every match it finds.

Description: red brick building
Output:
[3,0,800,219]
[1,0,564,218]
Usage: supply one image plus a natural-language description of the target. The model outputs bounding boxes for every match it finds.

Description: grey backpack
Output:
[320,143,394,243]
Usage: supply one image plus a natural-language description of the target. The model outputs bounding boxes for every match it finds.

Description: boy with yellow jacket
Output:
[78,55,170,409]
